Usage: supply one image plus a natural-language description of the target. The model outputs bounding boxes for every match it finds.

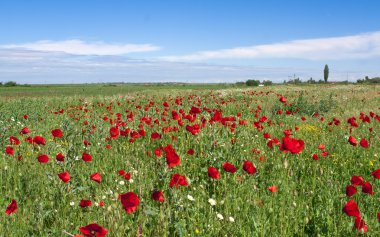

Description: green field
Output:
[1,84,379,236]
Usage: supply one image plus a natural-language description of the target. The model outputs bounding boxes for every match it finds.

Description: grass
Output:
[0,83,379,236]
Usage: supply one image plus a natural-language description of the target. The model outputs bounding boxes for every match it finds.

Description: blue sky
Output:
[1,0,380,84]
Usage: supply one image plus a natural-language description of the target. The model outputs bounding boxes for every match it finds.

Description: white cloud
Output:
[0,39,160,55]
[161,31,380,61]
[1,48,375,84]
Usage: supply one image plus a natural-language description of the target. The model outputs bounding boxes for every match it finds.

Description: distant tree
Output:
[365,76,369,81]
[4,81,17,87]
[324,64,329,83]
[371,77,380,83]
[307,77,316,84]
[263,80,272,86]
[246,79,259,86]
[0,82,2,86]
[294,78,301,84]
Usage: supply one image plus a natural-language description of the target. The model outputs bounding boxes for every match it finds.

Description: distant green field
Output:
[0,83,245,98]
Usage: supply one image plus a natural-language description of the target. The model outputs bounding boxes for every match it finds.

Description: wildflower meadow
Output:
[1,84,379,236]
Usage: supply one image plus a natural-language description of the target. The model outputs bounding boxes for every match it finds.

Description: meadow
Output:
[0,83,379,236]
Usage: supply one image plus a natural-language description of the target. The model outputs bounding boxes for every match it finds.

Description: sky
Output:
[1,0,380,84]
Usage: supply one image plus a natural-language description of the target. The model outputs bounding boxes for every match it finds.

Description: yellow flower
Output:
[299,124,320,133]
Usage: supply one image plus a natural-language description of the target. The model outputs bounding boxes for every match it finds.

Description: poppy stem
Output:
[62,230,74,236]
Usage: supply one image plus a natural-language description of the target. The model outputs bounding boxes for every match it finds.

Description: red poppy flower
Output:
[33,136,46,145]
[208,167,220,179]
[222,162,237,173]
[283,130,292,137]
[119,192,139,214]
[164,144,181,168]
[56,152,65,162]
[359,138,369,148]
[187,148,194,155]
[263,133,271,139]
[348,136,357,146]
[20,127,31,135]
[152,190,165,202]
[5,146,14,155]
[362,182,374,195]
[345,185,357,197]
[372,169,380,179]
[281,137,304,154]
[354,217,368,233]
[58,172,70,183]
[37,154,49,163]
[377,212,380,222]
[51,129,63,138]
[268,185,278,193]
[279,96,287,103]
[5,199,17,215]
[118,170,125,176]
[351,176,365,186]
[130,131,140,139]
[189,106,202,114]
[79,223,108,237]
[343,199,361,218]
[312,154,319,160]
[79,200,92,208]
[321,151,329,157]
[124,173,131,181]
[154,148,162,157]
[9,136,20,145]
[186,124,201,135]
[109,127,119,139]
[90,172,102,183]
[169,173,188,188]
[82,153,92,162]
[151,132,161,140]
[243,161,257,175]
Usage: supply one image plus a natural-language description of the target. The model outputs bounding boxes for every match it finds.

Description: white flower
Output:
[216,213,224,220]
[187,195,195,201]
[69,202,75,206]
[94,202,99,207]
[119,180,125,185]
[228,216,235,222]
[129,179,134,183]
[208,198,216,206]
